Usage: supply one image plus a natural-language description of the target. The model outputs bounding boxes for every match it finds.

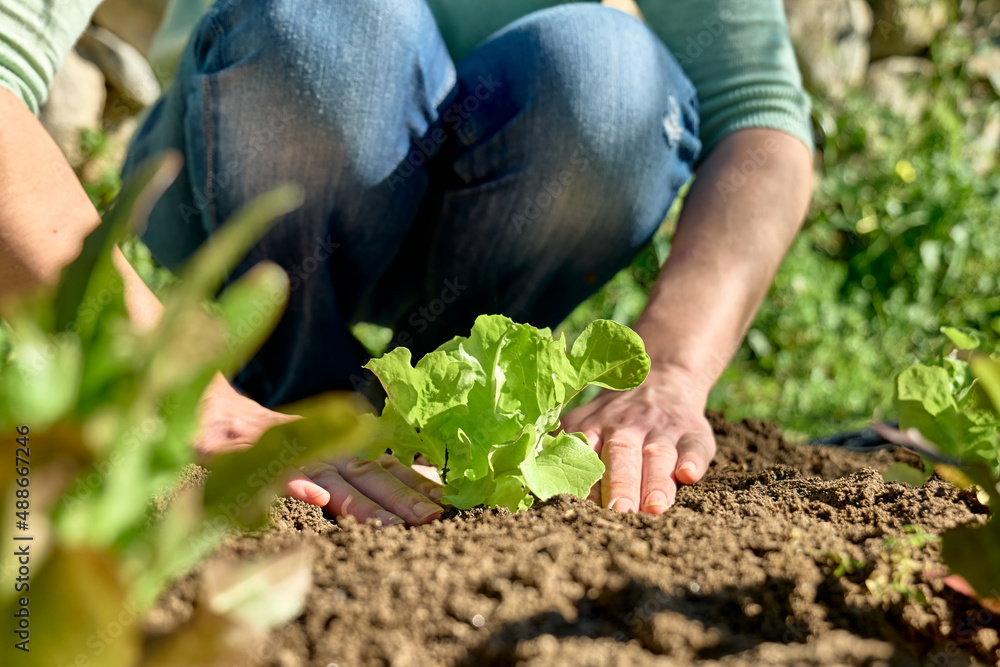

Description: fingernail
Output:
[678,461,698,476]
[412,501,444,520]
[428,487,444,502]
[374,510,404,526]
[642,490,669,511]
[307,487,330,505]
[609,498,635,513]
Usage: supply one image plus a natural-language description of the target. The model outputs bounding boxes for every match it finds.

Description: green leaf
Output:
[897,365,957,416]
[2,320,81,430]
[496,323,569,421]
[941,326,987,352]
[364,347,480,428]
[566,319,650,392]
[54,152,182,337]
[941,519,1000,602]
[142,609,256,667]
[489,426,538,474]
[897,399,963,458]
[492,472,534,511]
[127,485,218,611]
[362,402,440,465]
[162,185,302,320]
[442,473,495,510]
[214,260,290,378]
[971,355,1000,415]
[144,186,302,400]
[882,462,932,487]
[365,316,644,510]
[2,548,141,667]
[520,431,605,501]
[203,548,313,632]
[896,364,967,458]
[943,356,972,395]
[456,427,490,481]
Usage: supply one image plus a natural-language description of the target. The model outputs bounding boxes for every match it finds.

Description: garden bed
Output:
[149,414,998,666]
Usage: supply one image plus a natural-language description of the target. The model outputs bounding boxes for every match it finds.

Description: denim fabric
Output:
[123,0,701,408]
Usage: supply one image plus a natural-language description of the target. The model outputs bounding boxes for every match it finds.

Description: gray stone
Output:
[970,115,1000,175]
[869,0,949,60]
[784,0,874,97]
[865,56,935,121]
[77,25,161,109]
[959,0,1000,45]
[39,49,106,169]
[92,0,170,58]
[968,47,1000,97]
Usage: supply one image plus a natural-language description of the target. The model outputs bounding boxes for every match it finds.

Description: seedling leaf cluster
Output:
[886,327,1000,605]
[364,315,650,510]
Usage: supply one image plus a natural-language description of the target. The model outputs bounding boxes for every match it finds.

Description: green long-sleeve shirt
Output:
[0,0,812,154]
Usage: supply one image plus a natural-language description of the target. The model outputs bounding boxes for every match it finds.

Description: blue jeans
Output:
[123,0,701,407]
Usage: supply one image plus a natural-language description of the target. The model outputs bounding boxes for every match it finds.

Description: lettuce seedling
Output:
[363,315,650,510]
[882,326,1000,606]
[889,327,1000,478]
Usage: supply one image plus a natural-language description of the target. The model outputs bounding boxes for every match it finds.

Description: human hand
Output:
[195,373,445,526]
[194,372,299,458]
[287,454,444,527]
[560,365,717,514]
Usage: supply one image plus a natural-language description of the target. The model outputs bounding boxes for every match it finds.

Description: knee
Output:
[195,0,437,74]
[490,4,701,174]
[261,0,439,73]
[189,0,453,183]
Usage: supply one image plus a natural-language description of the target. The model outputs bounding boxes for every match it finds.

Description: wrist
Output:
[633,332,728,397]
[641,362,713,405]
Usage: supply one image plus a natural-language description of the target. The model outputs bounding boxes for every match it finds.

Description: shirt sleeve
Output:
[637,0,813,155]
[0,0,104,114]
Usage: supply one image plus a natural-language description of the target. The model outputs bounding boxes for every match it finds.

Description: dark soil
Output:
[150,413,999,666]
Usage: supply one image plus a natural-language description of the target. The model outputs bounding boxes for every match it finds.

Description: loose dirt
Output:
[149,413,999,666]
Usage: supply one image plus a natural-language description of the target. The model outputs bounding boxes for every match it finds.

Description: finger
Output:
[285,472,331,507]
[675,431,717,485]
[379,453,444,502]
[335,457,444,525]
[581,429,602,455]
[639,434,679,515]
[411,463,442,485]
[306,463,404,526]
[600,429,643,513]
[582,431,603,503]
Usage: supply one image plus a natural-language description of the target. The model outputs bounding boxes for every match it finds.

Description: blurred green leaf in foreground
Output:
[0,152,371,666]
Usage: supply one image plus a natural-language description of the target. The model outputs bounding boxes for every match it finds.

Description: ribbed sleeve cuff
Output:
[0,67,38,113]
[699,85,814,156]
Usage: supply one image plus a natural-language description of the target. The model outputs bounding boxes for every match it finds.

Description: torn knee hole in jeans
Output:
[663,94,683,147]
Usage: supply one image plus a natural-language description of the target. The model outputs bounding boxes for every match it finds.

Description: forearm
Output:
[632,128,812,394]
[0,88,163,329]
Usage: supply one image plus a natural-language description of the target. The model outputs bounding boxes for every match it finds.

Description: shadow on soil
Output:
[459,575,928,664]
